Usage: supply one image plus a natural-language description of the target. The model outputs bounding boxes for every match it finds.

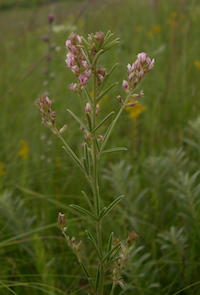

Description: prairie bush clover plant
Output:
[35,31,154,295]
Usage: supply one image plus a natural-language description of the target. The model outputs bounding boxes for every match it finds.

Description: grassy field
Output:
[1,0,200,294]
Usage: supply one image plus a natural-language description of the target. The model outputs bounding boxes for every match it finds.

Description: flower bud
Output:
[57,212,66,231]
[48,14,54,23]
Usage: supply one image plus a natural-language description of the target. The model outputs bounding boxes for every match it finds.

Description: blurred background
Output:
[1,0,200,294]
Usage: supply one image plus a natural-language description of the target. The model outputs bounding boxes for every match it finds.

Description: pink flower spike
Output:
[122,80,129,91]
[79,74,88,85]
[137,52,147,63]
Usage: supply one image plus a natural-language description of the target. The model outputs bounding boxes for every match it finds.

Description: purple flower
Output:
[48,14,54,24]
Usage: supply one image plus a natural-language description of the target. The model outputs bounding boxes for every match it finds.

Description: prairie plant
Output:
[35,30,154,294]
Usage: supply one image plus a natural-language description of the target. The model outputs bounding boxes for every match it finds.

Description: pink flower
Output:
[78,74,88,85]
[137,52,147,63]
[84,69,92,78]
[82,60,89,70]
[69,83,78,92]
[122,80,129,91]
[85,102,91,113]
[127,63,135,73]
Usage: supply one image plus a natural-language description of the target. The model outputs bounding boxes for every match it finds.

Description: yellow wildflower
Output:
[170,12,177,19]
[147,31,153,38]
[0,162,5,178]
[153,25,161,33]
[136,25,143,32]
[194,61,200,69]
[18,139,29,160]
[126,99,146,120]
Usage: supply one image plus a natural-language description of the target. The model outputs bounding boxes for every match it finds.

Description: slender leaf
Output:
[62,146,85,173]
[101,147,128,154]
[92,49,104,66]
[95,266,100,290]
[70,204,98,221]
[98,207,106,221]
[100,120,115,152]
[99,64,118,92]
[83,158,90,176]
[84,87,93,104]
[107,232,114,253]
[80,37,92,63]
[86,230,101,260]
[101,195,124,220]
[84,143,90,174]
[67,109,89,132]
[93,111,115,132]
[78,260,96,293]
[86,113,92,131]
[102,242,121,264]
[81,191,94,213]
[97,83,118,103]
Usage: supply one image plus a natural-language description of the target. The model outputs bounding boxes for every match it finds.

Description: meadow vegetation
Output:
[1,0,200,294]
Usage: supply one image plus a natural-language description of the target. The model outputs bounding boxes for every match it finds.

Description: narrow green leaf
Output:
[99,66,118,92]
[86,230,101,260]
[81,191,94,213]
[84,88,93,105]
[84,143,90,174]
[101,147,128,154]
[103,38,120,51]
[98,207,106,221]
[104,30,112,41]
[95,266,100,290]
[67,109,89,132]
[78,260,96,293]
[81,37,92,63]
[95,136,100,152]
[102,242,121,264]
[86,113,92,132]
[102,32,115,48]
[70,204,98,221]
[107,232,114,253]
[83,158,90,176]
[92,35,101,50]
[100,120,115,152]
[93,111,114,132]
[101,195,124,220]
[97,83,118,103]
[92,49,104,66]
[62,146,85,173]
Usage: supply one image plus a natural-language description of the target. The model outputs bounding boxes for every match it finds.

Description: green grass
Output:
[1,0,200,294]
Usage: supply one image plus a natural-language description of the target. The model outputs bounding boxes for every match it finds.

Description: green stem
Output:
[92,68,104,295]
[110,282,116,295]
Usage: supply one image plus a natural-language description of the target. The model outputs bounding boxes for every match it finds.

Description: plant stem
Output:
[92,69,104,295]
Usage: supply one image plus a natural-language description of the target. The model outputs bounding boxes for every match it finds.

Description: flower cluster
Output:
[88,31,105,57]
[111,231,139,289]
[35,96,67,134]
[65,32,91,93]
[122,52,155,93]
